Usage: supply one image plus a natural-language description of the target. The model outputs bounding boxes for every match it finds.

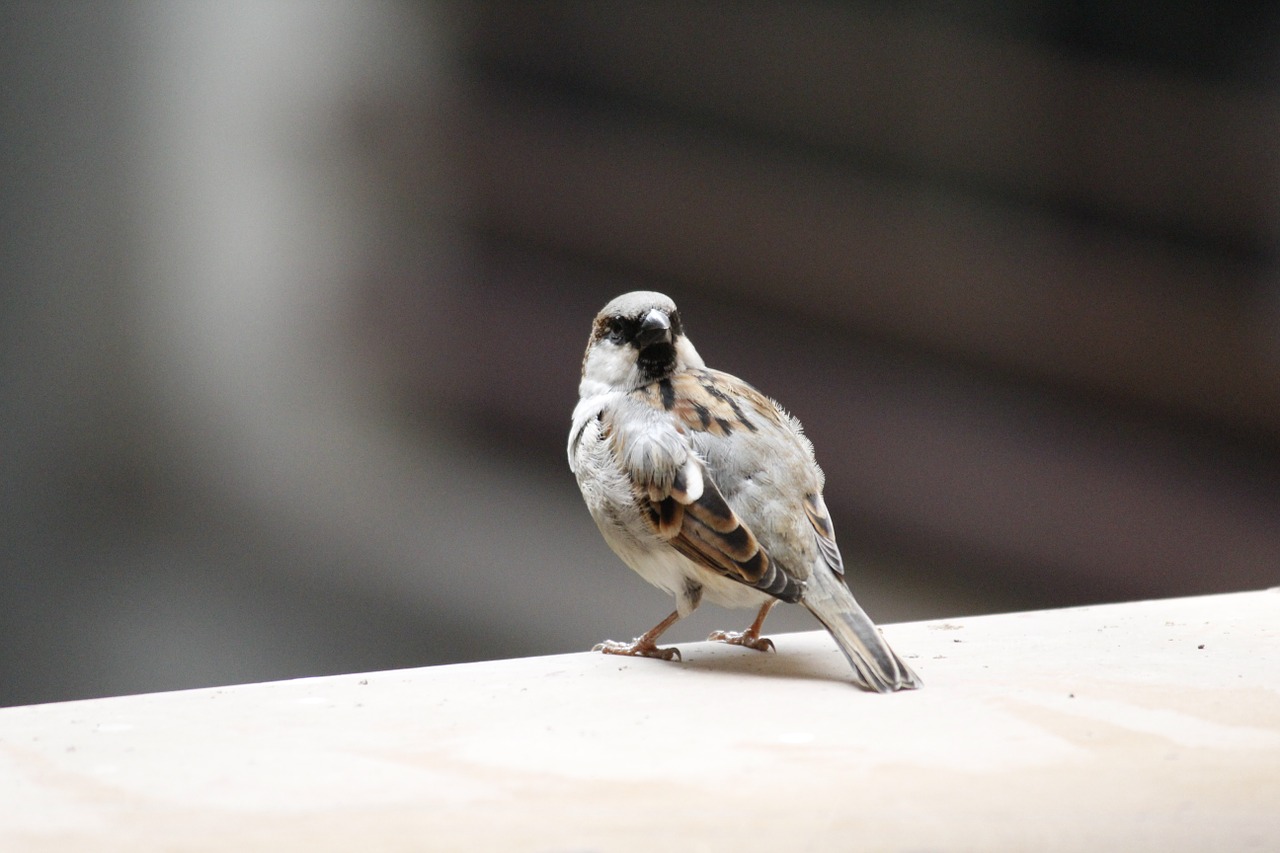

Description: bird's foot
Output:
[707,629,776,653]
[593,638,682,662]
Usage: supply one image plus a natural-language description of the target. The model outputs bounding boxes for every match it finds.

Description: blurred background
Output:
[3,1,1279,707]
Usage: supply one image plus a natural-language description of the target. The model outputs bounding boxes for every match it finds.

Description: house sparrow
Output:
[568,291,921,692]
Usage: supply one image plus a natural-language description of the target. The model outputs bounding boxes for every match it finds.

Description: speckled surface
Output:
[2,589,1277,851]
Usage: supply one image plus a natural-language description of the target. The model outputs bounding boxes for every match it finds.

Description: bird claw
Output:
[593,639,682,662]
[707,630,776,653]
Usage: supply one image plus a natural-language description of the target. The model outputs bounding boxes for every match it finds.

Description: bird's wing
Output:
[803,492,845,576]
[608,370,804,602]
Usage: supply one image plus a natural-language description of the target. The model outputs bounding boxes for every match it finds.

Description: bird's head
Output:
[581,291,705,392]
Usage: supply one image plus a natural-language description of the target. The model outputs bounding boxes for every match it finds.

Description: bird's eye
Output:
[607,318,626,344]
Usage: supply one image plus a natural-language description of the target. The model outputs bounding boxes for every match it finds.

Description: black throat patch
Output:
[636,342,677,381]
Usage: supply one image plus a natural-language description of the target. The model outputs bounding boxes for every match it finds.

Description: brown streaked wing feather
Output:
[646,496,684,540]
[666,473,805,603]
[676,484,766,581]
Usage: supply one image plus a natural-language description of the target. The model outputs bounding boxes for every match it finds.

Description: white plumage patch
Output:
[581,341,639,391]
[680,458,704,503]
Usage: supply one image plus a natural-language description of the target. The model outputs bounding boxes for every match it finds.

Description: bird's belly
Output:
[605,530,772,614]
[694,566,774,610]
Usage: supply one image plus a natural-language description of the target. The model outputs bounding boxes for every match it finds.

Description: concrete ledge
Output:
[2,589,1278,850]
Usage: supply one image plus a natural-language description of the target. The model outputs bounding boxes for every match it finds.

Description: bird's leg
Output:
[708,600,777,652]
[593,609,684,661]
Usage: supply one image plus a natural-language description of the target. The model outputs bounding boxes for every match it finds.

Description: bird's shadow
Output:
[674,639,854,686]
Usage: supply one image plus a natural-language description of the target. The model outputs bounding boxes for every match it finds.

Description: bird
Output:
[568,291,921,693]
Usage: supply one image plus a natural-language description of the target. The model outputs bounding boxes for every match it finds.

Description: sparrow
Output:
[568,291,921,692]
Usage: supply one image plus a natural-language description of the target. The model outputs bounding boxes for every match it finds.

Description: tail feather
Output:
[802,568,921,693]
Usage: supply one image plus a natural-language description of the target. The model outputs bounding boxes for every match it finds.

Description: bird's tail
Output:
[802,567,921,693]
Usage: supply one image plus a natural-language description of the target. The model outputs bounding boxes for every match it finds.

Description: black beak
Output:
[635,309,672,348]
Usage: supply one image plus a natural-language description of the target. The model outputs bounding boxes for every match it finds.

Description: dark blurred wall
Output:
[2,1,1278,707]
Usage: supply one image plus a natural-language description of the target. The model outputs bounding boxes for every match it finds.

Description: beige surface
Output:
[2,589,1278,851]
